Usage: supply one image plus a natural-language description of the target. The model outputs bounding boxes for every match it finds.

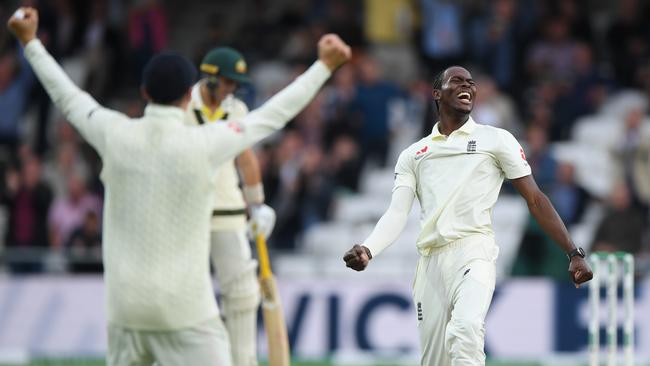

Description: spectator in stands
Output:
[83,0,124,101]
[363,0,419,83]
[2,155,53,273]
[592,182,648,255]
[42,139,90,199]
[0,46,33,151]
[553,0,594,44]
[352,56,403,168]
[565,43,609,119]
[523,125,557,192]
[296,146,334,229]
[191,12,224,66]
[128,0,168,80]
[293,90,326,147]
[614,106,650,210]
[548,43,609,141]
[627,138,650,209]
[549,162,590,226]
[419,0,464,71]
[66,210,102,273]
[323,64,358,148]
[281,24,322,66]
[49,0,84,58]
[267,131,304,249]
[526,16,579,82]
[267,133,336,250]
[472,74,521,137]
[607,0,650,88]
[328,135,362,192]
[48,174,102,249]
[467,0,531,93]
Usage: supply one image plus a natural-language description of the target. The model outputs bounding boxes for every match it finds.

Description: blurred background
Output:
[0,0,649,365]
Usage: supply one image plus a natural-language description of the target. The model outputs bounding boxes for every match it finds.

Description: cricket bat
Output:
[256,233,290,366]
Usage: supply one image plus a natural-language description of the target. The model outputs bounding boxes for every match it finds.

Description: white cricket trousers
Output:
[413,234,498,366]
[107,316,231,366]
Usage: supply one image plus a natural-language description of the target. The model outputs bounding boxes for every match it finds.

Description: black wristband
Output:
[567,247,585,261]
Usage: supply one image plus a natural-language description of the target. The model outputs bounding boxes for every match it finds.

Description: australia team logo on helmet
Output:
[235,59,247,74]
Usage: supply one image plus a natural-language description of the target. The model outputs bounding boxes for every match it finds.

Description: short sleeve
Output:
[393,149,416,193]
[495,129,532,179]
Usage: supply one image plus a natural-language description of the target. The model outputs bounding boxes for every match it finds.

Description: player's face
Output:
[439,67,476,114]
[217,76,238,96]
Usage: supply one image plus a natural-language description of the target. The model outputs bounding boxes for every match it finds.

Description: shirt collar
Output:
[431,116,477,139]
[144,103,186,121]
[190,83,203,107]
[190,84,229,121]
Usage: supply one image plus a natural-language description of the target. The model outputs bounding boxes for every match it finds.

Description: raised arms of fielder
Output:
[8,8,351,166]
[202,35,350,167]
[343,186,415,271]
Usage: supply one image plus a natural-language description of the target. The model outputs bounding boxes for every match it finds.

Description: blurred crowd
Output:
[0,0,649,278]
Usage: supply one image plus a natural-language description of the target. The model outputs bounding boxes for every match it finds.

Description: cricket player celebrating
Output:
[187,47,273,365]
[8,7,350,365]
[343,66,593,365]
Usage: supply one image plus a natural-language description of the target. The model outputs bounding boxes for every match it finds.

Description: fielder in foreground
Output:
[186,47,275,366]
[8,7,350,365]
[343,66,593,366]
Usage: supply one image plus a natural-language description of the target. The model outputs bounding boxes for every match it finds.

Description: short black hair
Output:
[432,68,447,113]
[142,52,197,104]
[433,69,446,91]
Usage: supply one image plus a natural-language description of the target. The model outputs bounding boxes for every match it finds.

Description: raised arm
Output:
[204,34,351,166]
[343,186,415,271]
[7,7,120,154]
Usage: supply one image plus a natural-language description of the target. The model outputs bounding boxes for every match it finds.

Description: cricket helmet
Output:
[200,47,250,84]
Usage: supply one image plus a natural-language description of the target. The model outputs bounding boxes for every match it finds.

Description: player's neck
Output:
[200,84,223,111]
[438,112,470,136]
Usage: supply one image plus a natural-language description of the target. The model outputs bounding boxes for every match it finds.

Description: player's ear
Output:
[432,89,441,102]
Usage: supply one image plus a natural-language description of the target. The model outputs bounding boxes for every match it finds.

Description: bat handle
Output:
[256,233,273,279]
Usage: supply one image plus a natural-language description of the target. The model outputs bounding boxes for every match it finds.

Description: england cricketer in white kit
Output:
[8,8,351,365]
[343,66,593,366]
[186,47,274,366]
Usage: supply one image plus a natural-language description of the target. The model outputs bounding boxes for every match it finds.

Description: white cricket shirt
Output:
[394,117,531,255]
[24,39,331,330]
[187,87,248,230]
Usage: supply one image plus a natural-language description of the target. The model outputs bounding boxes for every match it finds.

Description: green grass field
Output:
[2,360,544,366]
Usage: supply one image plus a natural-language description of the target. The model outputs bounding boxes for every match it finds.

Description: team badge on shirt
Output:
[414,145,429,160]
[467,140,477,153]
[227,121,243,133]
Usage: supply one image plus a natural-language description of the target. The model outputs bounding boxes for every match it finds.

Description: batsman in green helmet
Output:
[186,47,275,366]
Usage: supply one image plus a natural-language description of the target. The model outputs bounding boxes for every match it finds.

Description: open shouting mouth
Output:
[457,92,472,105]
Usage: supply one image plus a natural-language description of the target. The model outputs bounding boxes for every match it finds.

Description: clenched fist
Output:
[7,7,39,46]
[343,244,372,272]
[318,34,352,71]
[569,256,594,288]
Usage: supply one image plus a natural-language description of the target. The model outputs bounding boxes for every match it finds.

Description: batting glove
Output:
[248,204,276,240]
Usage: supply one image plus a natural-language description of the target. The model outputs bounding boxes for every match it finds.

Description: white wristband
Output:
[243,183,265,205]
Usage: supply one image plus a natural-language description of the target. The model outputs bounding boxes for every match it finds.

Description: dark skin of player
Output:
[343,66,593,288]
